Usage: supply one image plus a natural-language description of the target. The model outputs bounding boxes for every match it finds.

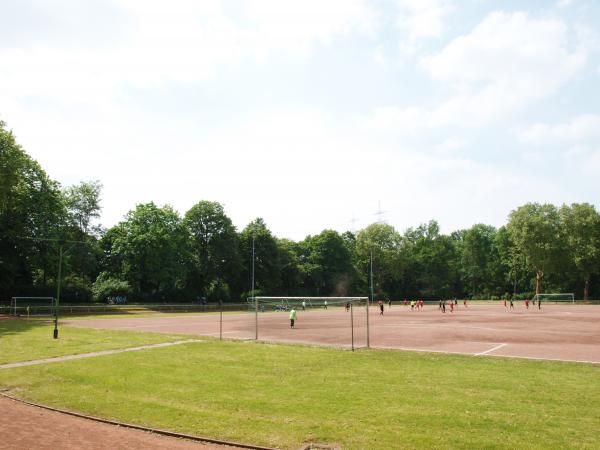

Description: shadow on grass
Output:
[0,317,55,340]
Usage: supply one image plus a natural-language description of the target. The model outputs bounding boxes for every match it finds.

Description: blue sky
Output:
[1,0,599,240]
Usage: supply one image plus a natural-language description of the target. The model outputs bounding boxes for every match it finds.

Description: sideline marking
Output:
[476,343,507,356]
[0,339,203,370]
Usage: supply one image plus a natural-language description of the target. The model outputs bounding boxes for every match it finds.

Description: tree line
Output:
[2,121,599,303]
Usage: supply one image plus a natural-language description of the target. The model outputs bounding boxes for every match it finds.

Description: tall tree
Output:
[0,121,65,296]
[297,230,355,296]
[403,221,459,299]
[356,223,404,299]
[63,180,103,235]
[239,218,281,297]
[109,203,188,296]
[458,224,500,297]
[184,201,240,301]
[507,203,562,295]
[560,203,600,300]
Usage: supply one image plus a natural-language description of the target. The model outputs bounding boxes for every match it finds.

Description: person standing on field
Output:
[302,300,306,310]
[324,300,327,310]
[289,308,297,328]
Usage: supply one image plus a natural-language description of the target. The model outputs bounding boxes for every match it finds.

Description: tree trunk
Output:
[584,276,589,302]
[535,270,543,295]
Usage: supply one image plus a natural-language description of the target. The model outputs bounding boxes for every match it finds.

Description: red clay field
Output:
[66,303,600,364]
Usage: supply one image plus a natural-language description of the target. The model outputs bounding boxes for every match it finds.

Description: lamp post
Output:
[18,237,86,339]
[252,227,257,341]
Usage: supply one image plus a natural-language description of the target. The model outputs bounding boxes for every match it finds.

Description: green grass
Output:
[1,333,599,449]
[0,319,190,364]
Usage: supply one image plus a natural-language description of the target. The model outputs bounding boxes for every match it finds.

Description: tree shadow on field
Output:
[0,317,54,340]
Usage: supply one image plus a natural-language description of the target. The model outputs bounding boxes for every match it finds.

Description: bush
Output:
[91,273,131,302]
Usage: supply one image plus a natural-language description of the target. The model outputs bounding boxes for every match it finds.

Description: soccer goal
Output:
[250,297,371,350]
[533,293,575,303]
[10,297,56,317]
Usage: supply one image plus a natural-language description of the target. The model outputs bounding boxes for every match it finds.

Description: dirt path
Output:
[0,396,249,450]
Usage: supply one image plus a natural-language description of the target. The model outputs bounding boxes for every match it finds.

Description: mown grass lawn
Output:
[1,333,599,449]
[0,319,190,364]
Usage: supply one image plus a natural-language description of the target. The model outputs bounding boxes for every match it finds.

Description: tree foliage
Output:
[2,119,600,302]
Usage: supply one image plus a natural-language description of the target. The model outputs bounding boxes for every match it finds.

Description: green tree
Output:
[356,223,404,299]
[239,218,281,297]
[108,203,188,296]
[495,225,527,298]
[277,239,302,296]
[458,224,500,297]
[184,201,240,301]
[560,203,600,300]
[507,203,562,295]
[297,230,356,296]
[63,180,103,235]
[0,121,66,295]
[403,221,459,299]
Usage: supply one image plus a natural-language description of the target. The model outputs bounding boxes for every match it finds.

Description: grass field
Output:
[0,319,189,364]
[1,320,599,449]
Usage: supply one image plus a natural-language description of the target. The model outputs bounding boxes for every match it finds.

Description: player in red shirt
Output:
[525,298,529,309]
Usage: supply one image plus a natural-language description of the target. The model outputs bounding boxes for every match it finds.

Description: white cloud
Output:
[396,0,453,54]
[517,114,600,144]
[557,0,573,8]
[0,0,378,104]
[581,151,600,176]
[435,136,467,154]
[368,11,586,131]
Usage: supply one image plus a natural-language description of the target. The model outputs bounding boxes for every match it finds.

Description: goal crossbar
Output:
[10,297,56,316]
[533,293,575,303]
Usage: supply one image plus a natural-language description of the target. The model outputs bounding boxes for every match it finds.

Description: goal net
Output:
[533,293,575,303]
[249,296,366,311]
[247,297,370,350]
[10,297,56,317]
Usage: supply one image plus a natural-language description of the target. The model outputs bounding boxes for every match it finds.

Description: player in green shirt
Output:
[289,308,297,328]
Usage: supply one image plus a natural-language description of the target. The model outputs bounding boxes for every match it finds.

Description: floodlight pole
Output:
[53,243,64,339]
[350,302,354,352]
[252,232,257,340]
[16,236,86,340]
[219,298,223,341]
[367,249,373,349]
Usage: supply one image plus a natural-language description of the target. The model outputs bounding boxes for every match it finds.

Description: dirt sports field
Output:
[67,303,600,364]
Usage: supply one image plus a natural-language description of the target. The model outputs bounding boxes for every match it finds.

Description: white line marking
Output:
[475,343,507,356]
[0,339,203,370]
[373,345,600,364]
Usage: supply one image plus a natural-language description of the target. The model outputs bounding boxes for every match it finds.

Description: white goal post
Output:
[10,297,56,316]
[533,293,575,303]
[250,296,371,349]
[251,296,368,311]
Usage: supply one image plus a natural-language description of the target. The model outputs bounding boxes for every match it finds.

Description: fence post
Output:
[351,303,354,352]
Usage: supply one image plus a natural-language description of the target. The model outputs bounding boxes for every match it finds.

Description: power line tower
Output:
[374,201,387,224]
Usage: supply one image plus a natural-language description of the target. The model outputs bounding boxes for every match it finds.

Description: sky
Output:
[1,0,599,240]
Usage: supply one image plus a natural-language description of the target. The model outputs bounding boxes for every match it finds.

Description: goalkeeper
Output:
[289,307,297,328]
